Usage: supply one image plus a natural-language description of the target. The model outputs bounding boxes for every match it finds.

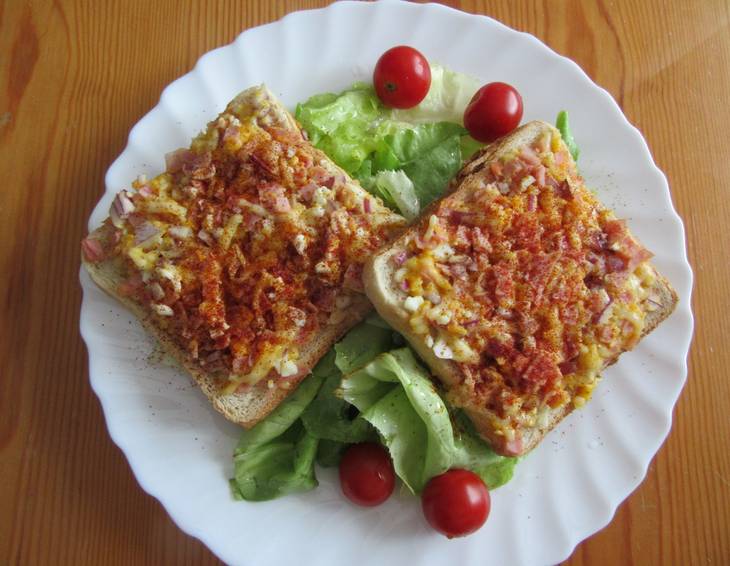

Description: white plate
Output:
[79,2,694,564]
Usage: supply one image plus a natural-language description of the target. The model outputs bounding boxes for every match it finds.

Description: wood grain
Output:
[1,1,727,564]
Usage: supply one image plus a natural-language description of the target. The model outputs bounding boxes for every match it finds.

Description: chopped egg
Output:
[404,295,424,313]
[279,359,298,377]
[152,303,173,317]
[433,338,454,360]
[293,234,307,255]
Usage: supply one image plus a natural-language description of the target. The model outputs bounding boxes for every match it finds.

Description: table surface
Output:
[1,1,728,564]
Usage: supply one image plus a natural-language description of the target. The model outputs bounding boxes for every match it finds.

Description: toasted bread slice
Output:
[364,121,677,456]
[82,85,405,428]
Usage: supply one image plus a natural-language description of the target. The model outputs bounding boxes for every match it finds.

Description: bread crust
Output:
[363,121,678,456]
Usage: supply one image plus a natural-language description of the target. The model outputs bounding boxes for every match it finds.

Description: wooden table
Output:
[1,1,727,564]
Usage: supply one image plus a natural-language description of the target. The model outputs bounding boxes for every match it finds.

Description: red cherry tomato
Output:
[373,46,432,109]
[339,443,395,507]
[464,82,524,143]
[421,469,490,538]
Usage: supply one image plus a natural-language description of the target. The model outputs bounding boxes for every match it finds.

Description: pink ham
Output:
[519,145,541,167]
[343,263,364,292]
[534,164,547,187]
[259,183,291,213]
[298,182,318,203]
[81,237,105,262]
[604,219,654,271]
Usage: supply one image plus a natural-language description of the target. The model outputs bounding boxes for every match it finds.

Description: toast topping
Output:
[86,88,404,393]
[397,130,656,434]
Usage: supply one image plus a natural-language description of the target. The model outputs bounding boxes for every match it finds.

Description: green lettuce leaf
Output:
[371,170,420,221]
[460,134,484,163]
[230,358,327,501]
[556,110,580,161]
[334,318,396,374]
[300,320,394,444]
[231,421,319,502]
[371,122,466,207]
[340,348,517,493]
[315,439,348,468]
[301,369,375,444]
[388,63,481,125]
[295,84,382,174]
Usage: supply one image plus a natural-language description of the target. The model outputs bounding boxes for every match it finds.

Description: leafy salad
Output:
[230,49,579,537]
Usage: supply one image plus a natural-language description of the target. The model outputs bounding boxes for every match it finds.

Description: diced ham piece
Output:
[527,253,558,306]
[589,289,611,314]
[598,325,615,342]
[605,253,627,273]
[486,336,516,360]
[243,212,262,230]
[267,126,303,145]
[554,149,568,166]
[137,185,153,198]
[448,262,468,279]
[470,227,492,253]
[520,350,562,388]
[310,166,335,188]
[556,180,573,200]
[493,263,515,305]
[604,219,654,271]
[558,359,578,376]
[298,182,318,203]
[117,273,143,297]
[503,159,525,180]
[604,219,627,244]
[534,164,547,187]
[587,230,608,251]
[165,148,213,178]
[274,196,291,213]
[250,153,276,176]
[363,198,372,214]
[627,246,653,271]
[343,263,364,292]
[165,148,190,172]
[259,183,290,213]
[519,145,541,167]
[503,434,524,456]
[81,237,105,262]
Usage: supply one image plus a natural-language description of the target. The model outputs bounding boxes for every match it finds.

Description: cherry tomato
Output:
[373,46,431,109]
[339,442,395,507]
[464,82,523,143]
[421,469,490,538]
